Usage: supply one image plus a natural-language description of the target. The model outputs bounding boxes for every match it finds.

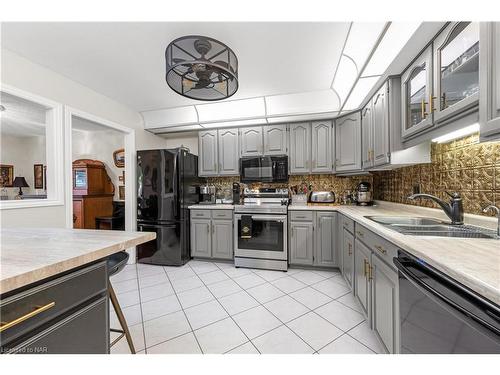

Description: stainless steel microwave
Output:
[240,156,288,183]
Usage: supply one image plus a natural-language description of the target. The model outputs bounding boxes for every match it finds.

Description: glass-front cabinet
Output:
[433,22,480,123]
[401,45,433,138]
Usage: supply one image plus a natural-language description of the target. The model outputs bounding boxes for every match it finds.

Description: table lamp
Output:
[13,176,29,197]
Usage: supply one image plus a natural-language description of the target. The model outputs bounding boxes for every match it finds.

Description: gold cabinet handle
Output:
[348,243,352,256]
[363,259,369,278]
[375,245,387,255]
[429,95,436,113]
[207,224,210,234]
[0,302,55,333]
[356,230,364,237]
[368,265,373,281]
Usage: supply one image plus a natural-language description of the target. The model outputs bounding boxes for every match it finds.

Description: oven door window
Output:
[237,218,284,252]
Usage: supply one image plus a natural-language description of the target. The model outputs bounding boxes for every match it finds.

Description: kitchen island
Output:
[0,228,155,354]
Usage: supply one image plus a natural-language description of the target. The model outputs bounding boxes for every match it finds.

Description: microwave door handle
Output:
[393,258,500,337]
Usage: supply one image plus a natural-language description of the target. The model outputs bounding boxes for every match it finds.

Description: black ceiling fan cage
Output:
[165,35,239,101]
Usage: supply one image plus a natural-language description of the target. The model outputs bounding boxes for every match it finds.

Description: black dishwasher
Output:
[394,250,500,353]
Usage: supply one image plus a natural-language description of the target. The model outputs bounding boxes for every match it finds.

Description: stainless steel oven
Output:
[240,156,288,183]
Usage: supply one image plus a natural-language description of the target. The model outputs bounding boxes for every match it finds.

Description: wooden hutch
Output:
[72,159,115,229]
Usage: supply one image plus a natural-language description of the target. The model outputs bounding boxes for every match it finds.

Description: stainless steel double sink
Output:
[365,216,499,239]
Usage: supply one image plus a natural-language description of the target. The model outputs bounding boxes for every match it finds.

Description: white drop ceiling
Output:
[0,91,47,137]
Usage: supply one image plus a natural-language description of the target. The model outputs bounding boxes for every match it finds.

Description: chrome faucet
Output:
[482,205,500,236]
[407,192,464,225]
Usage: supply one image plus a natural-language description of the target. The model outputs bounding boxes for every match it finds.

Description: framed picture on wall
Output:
[119,185,125,200]
[0,165,14,187]
[113,148,125,168]
[34,164,44,189]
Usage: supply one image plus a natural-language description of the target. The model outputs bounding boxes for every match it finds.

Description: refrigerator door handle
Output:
[172,151,178,219]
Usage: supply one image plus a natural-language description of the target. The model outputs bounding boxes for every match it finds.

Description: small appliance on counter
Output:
[308,191,336,204]
[232,182,241,204]
[200,184,216,204]
[356,182,373,206]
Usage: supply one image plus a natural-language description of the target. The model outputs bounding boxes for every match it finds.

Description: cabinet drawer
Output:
[211,210,233,219]
[354,224,399,266]
[341,215,355,234]
[290,211,313,221]
[190,210,211,219]
[0,261,107,346]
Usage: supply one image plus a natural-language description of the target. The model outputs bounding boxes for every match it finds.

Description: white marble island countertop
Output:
[0,228,155,294]
[290,202,500,305]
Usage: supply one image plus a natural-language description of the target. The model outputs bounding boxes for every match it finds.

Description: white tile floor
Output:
[110,260,384,354]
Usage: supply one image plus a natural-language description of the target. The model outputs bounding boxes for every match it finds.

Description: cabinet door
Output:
[289,221,313,265]
[198,130,218,176]
[311,121,333,173]
[289,123,311,174]
[263,124,287,155]
[401,45,433,138]
[314,212,337,267]
[480,22,500,141]
[212,219,234,260]
[371,255,399,354]
[372,83,390,166]
[354,238,371,319]
[361,103,373,169]
[240,127,263,156]
[342,228,354,288]
[190,219,212,258]
[335,112,361,172]
[434,22,479,124]
[218,128,239,175]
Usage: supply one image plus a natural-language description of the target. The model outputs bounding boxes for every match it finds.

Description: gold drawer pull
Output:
[375,245,387,254]
[0,302,56,333]
[356,230,364,237]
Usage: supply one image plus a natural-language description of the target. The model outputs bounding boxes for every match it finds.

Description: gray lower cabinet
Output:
[354,238,371,320]
[191,210,233,260]
[0,261,109,354]
[211,219,233,259]
[217,128,239,175]
[240,126,263,156]
[480,22,500,141]
[314,212,337,267]
[263,124,287,155]
[342,228,354,287]
[198,130,218,176]
[311,121,333,173]
[289,221,314,265]
[335,112,362,172]
[288,123,311,174]
[371,254,399,354]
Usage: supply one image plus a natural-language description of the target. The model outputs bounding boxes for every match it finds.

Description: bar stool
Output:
[108,251,136,354]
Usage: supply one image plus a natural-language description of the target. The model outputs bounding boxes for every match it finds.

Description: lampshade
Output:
[13,176,29,188]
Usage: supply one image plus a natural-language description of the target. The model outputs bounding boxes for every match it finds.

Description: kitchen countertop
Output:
[189,204,234,210]
[290,201,500,305]
[0,228,156,295]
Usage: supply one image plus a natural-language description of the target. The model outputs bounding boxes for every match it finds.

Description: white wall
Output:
[1,134,46,198]
[160,131,199,155]
[72,129,124,200]
[1,48,169,228]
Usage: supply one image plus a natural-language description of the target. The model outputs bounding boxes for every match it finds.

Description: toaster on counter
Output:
[308,191,336,203]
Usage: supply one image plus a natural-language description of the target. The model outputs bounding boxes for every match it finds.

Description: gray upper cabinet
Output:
[433,22,479,124]
[289,221,314,265]
[480,22,500,141]
[311,121,333,173]
[240,126,263,156]
[198,130,218,176]
[372,83,390,166]
[263,124,287,155]
[191,219,211,258]
[335,112,362,172]
[289,123,311,174]
[371,254,399,354]
[401,45,433,139]
[361,104,373,169]
[217,128,239,175]
[314,212,337,267]
[211,219,233,260]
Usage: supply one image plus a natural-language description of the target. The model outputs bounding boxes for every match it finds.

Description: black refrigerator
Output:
[136,148,201,266]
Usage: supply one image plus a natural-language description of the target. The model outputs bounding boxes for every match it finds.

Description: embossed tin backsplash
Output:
[372,133,500,216]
